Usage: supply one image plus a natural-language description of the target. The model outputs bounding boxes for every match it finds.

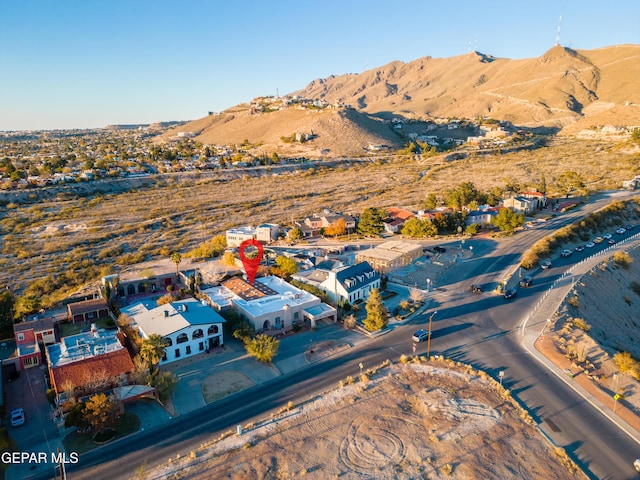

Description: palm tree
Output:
[139,334,167,372]
[171,252,182,276]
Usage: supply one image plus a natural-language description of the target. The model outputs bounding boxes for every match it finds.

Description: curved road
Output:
[66,191,640,480]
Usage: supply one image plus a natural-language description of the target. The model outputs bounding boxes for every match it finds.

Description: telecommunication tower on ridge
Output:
[555,15,562,46]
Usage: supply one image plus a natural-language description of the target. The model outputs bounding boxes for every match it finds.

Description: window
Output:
[186,345,191,355]
[164,337,173,347]
[207,325,219,335]
[199,342,204,351]
[175,348,180,358]
[87,312,95,319]
[23,356,38,367]
[176,333,188,344]
[192,329,204,339]
[161,353,167,362]
[17,333,24,341]
[293,312,299,321]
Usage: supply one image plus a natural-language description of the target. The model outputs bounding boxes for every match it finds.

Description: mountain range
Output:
[159,44,640,155]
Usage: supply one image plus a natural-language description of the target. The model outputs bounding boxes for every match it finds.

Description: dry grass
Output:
[1,137,638,307]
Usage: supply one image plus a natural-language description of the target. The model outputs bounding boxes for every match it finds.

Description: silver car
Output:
[10,408,25,427]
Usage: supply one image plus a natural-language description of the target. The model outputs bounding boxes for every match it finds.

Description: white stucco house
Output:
[121,298,225,365]
[205,275,336,331]
[292,261,380,306]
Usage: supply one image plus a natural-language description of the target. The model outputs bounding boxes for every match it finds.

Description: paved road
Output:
[17,190,640,479]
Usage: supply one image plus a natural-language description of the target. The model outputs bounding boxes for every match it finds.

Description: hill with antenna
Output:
[159,44,640,152]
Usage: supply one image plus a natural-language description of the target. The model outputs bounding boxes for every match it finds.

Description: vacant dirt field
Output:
[144,362,584,480]
[1,137,638,307]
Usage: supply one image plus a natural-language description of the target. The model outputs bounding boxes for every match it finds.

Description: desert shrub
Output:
[575,342,588,363]
[613,251,632,269]
[571,317,590,332]
[343,314,357,329]
[567,296,580,308]
[613,351,639,378]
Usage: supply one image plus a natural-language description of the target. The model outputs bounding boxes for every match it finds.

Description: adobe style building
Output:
[205,276,336,331]
[46,327,134,404]
[226,223,280,247]
[67,298,109,324]
[121,298,226,365]
[355,241,423,274]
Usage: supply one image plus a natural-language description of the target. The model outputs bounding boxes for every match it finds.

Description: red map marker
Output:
[238,239,264,285]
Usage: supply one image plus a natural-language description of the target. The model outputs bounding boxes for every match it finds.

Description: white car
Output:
[585,242,595,248]
[540,260,552,269]
[602,233,612,240]
[412,329,429,343]
[10,408,25,427]
[560,249,572,258]
[616,228,626,234]
[634,458,640,472]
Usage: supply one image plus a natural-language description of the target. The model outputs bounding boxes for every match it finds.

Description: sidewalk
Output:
[520,240,640,445]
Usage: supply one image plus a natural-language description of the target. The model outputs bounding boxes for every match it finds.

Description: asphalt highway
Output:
[66,191,640,480]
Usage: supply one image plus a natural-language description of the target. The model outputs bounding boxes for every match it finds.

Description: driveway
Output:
[4,365,63,480]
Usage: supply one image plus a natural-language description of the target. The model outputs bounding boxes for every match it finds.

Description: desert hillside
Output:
[295,44,640,129]
[156,106,405,157]
[158,45,639,154]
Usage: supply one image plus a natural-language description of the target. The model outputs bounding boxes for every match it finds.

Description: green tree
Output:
[445,182,479,210]
[83,393,119,435]
[465,223,481,235]
[491,208,525,232]
[363,289,389,332]
[187,235,227,259]
[139,334,167,372]
[171,252,182,276]
[244,334,280,363]
[401,217,438,238]
[272,256,298,279]
[0,290,16,338]
[537,175,547,194]
[555,171,585,197]
[423,193,438,210]
[358,207,385,236]
[145,370,178,403]
[64,403,89,431]
[289,227,304,241]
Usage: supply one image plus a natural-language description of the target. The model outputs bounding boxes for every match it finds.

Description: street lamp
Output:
[499,371,505,386]
[427,310,438,358]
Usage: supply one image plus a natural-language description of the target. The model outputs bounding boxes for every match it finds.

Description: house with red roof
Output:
[67,298,110,324]
[13,317,58,370]
[46,327,134,404]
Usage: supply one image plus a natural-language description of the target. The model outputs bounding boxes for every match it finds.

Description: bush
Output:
[613,351,640,379]
[613,251,632,269]
[571,317,590,332]
[567,296,580,308]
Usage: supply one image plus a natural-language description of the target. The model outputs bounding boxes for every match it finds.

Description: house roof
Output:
[335,262,380,293]
[67,298,108,315]
[121,298,225,338]
[50,348,134,394]
[222,277,279,301]
[387,207,415,221]
[14,317,54,334]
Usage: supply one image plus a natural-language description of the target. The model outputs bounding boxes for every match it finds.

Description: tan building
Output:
[355,241,423,274]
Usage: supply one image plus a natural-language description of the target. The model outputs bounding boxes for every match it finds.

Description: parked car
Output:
[616,228,626,234]
[560,249,572,258]
[625,225,634,230]
[585,242,595,248]
[504,288,518,299]
[593,237,604,244]
[412,329,429,343]
[540,260,552,269]
[10,408,25,427]
[575,245,585,252]
[608,239,615,245]
[433,246,446,253]
[470,284,482,294]
[603,233,612,240]
[519,276,532,287]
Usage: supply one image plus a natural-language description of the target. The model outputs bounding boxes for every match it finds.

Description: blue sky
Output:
[1,0,638,131]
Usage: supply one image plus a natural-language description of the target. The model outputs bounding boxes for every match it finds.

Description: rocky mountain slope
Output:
[158,45,640,153]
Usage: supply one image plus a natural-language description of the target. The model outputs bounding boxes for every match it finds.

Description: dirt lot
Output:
[144,361,583,480]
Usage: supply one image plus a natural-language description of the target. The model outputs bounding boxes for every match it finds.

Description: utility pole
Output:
[427,310,438,357]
